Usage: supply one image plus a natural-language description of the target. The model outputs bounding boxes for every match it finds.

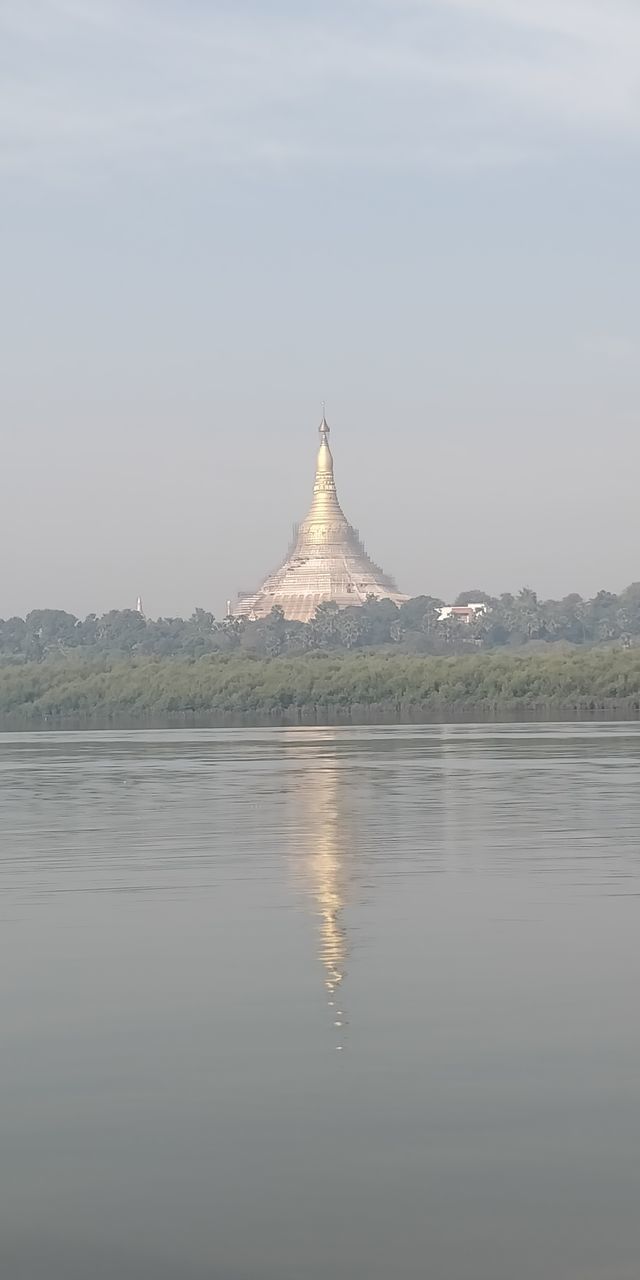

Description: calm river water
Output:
[2,724,640,1280]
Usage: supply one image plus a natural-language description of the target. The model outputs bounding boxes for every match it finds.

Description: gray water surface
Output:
[2,724,640,1280]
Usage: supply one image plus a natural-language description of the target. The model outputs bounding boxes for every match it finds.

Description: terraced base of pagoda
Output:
[234,536,406,623]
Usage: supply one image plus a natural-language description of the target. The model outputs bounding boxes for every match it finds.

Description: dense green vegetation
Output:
[4,582,640,665]
[3,587,640,722]
[1,649,640,724]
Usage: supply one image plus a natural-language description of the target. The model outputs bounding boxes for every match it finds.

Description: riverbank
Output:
[1,650,640,726]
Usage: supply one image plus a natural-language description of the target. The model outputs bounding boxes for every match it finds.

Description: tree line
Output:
[3,583,640,662]
[1,649,640,723]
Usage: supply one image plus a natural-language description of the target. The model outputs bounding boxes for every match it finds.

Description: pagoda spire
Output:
[313,408,336,496]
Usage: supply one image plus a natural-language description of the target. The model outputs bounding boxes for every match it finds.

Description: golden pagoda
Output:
[233,412,407,622]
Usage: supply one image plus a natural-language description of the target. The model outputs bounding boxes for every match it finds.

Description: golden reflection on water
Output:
[290,734,350,1049]
[309,787,347,1046]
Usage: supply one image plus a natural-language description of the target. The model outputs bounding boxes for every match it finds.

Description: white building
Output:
[437,602,488,624]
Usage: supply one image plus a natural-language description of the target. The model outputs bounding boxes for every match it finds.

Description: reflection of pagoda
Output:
[307,765,348,1049]
[285,737,352,1050]
[233,413,407,622]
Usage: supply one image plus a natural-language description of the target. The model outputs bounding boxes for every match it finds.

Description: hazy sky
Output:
[2,0,640,618]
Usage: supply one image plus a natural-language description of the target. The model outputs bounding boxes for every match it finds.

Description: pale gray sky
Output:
[2,0,639,617]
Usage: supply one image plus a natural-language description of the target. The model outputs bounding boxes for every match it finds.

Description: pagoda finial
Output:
[319,401,329,437]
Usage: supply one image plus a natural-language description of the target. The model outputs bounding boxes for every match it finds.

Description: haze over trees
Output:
[0,587,640,723]
[3,584,640,662]
[0,650,639,724]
